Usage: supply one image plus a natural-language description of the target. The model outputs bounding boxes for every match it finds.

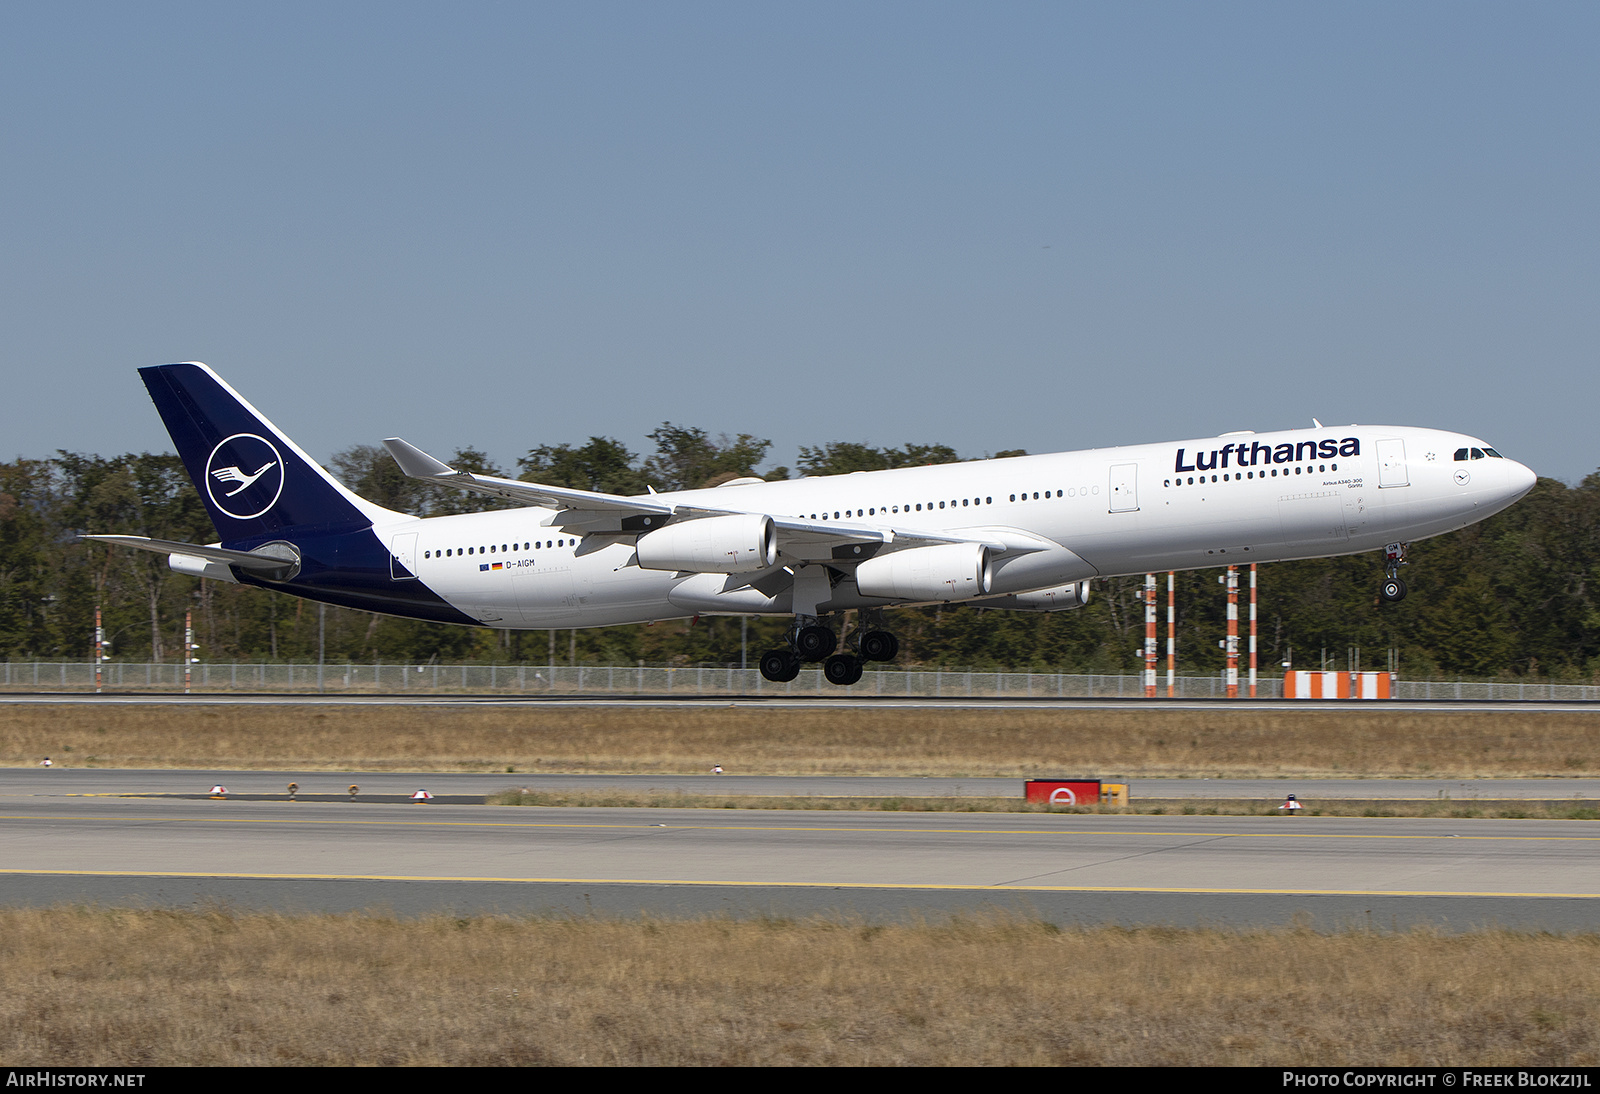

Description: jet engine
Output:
[981,582,1092,611]
[853,543,991,602]
[635,513,778,574]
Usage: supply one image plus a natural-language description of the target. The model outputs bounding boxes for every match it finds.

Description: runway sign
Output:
[1024,779,1102,805]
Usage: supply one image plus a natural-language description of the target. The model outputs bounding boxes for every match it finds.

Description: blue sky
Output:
[3,2,1596,481]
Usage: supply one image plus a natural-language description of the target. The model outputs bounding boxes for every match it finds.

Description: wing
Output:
[381,438,1042,562]
[383,437,672,532]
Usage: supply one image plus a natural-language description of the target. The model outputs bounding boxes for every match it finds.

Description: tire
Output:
[794,625,837,662]
[1380,577,1408,603]
[824,654,863,686]
[859,630,898,662]
[759,649,800,682]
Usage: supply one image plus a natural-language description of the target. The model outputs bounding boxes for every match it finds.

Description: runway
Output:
[3,770,1598,931]
[4,691,1600,713]
[8,767,1600,802]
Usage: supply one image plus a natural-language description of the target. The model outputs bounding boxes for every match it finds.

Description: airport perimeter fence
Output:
[5,660,1600,700]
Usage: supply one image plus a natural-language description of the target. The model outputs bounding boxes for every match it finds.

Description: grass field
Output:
[1,908,1594,1066]
[4,704,1600,778]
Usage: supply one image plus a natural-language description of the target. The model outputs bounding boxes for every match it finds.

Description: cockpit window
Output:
[1454,448,1469,461]
[1470,448,1485,460]
[1483,448,1503,458]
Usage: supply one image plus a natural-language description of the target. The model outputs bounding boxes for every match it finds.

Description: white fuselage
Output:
[371,424,1535,628]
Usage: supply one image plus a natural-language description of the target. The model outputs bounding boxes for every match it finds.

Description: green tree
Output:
[329,444,435,515]
[55,452,213,662]
[643,425,772,491]
[795,442,961,477]
[519,437,647,496]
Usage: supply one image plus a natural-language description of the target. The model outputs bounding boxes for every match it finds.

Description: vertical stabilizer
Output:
[140,362,391,543]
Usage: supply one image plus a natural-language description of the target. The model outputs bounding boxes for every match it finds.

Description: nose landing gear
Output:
[1380,542,1408,603]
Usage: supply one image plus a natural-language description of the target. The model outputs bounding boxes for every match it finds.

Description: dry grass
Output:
[4,704,1599,778]
[0,907,1595,1066]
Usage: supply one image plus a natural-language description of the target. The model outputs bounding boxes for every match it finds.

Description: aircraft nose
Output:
[1507,459,1537,499]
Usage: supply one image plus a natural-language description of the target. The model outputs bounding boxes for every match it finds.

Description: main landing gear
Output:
[1380,542,1409,603]
[757,613,901,686]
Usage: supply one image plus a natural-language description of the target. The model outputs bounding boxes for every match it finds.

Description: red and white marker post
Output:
[1143,573,1157,697]
[1225,566,1239,699]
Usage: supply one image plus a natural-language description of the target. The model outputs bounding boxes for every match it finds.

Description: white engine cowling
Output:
[981,581,1092,612]
[853,543,991,602]
[635,513,777,574]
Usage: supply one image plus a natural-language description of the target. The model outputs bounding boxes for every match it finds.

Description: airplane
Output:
[84,362,1537,686]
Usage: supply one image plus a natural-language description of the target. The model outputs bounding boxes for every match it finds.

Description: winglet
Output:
[383,438,459,479]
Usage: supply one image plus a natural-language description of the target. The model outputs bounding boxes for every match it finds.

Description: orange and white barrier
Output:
[1283,671,1392,699]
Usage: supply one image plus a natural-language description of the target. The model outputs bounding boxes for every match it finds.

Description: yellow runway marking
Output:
[0,868,1595,898]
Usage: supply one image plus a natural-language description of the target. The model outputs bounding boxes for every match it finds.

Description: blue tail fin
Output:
[141,362,387,543]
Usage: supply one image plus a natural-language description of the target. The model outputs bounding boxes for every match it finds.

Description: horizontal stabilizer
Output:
[81,535,301,580]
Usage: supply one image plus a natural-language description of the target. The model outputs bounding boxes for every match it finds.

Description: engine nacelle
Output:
[981,581,1092,612]
[853,543,991,602]
[635,513,777,574]
[984,543,1097,594]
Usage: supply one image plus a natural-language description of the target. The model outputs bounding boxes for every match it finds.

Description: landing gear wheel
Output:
[823,653,864,686]
[1380,577,1408,603]
[859,630,899,662]
[759,649,801,682]
[794,625,837,662]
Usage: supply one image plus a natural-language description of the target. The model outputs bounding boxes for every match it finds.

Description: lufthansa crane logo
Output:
[205,433,285,520]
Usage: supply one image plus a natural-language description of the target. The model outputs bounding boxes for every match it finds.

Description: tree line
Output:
[1,429,1595,680]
